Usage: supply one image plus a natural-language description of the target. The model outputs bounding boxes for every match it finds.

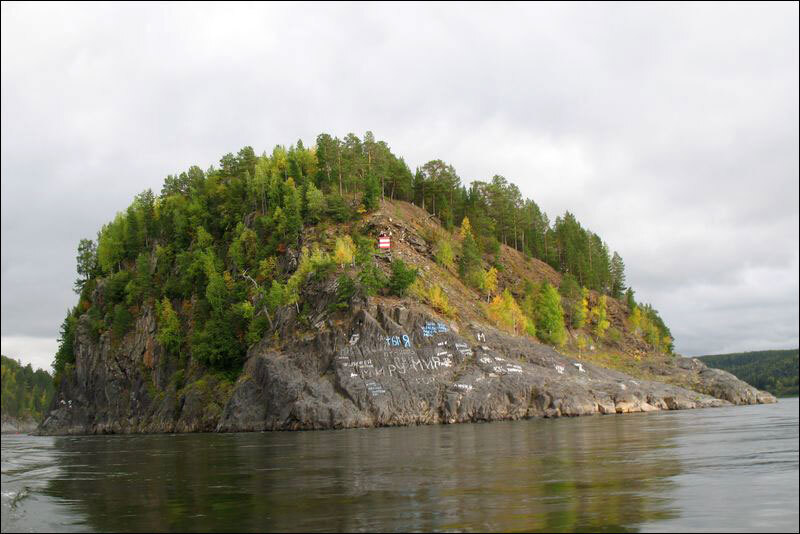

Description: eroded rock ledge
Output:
[39,304,776,435]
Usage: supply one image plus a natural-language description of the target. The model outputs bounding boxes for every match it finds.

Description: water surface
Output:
[3,399,798,532]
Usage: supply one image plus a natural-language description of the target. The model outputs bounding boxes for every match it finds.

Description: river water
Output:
[2,398,797,533]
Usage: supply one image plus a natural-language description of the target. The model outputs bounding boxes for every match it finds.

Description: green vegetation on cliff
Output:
[1,355,54,422]
[698,349,799,397]
[54,132,673,380]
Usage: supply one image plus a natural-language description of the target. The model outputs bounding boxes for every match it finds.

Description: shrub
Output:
[607,326,622,343]
[246,315,270,345]
[112,303,134,342]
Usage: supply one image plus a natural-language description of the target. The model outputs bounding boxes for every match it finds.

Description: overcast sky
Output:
[2,2,798,371]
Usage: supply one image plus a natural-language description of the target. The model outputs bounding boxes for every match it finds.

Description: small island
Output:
[38,134,776,435]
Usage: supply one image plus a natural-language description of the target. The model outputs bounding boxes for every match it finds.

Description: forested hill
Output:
[698,350,799,397]
[53,131,673,381]
[1,356,55,422]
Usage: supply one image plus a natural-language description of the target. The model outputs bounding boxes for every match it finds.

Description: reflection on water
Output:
[2,399,798,533]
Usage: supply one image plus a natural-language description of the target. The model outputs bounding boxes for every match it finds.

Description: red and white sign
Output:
[378,236,391,249]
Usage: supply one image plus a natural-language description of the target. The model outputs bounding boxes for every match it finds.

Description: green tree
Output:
[534,282,567,346]
[283,178,303,245]
[53,312,77,375]
[326,193,351,222]
[388,260,418,296]
[156,297,182,357]
[362,173,380,212]
[625,287,636,311]
[74,238,98,293]
[610,251,626,299]
[558,273,587,329]
[125,252,153,305]
[305,182,326,224]
[458,218,482,284]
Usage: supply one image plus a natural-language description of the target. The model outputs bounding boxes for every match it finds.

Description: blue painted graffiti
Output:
[422,322,449,337]
[385,335,412,348]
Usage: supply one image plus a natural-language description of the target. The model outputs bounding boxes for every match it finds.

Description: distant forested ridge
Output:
[698,350,799,397]
[1,355,55,422]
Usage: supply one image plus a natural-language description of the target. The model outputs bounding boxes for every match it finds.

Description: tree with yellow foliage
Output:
[487,289,535,337]
[484,267,498,302]
[459,216,473,240]
[591,295,610,338]
[333,236,355,268]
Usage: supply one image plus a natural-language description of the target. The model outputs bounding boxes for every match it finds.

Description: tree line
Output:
[1,355,54,422]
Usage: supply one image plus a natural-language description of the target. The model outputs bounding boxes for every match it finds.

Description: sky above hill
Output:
[2,2,798,371]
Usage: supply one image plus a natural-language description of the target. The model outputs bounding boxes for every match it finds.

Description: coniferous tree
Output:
[625,287,636,311]
[283,178,303,245]
[75,238,98,293]
[610,252,626,299]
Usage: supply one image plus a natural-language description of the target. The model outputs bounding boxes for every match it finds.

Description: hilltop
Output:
[39,133,774,434]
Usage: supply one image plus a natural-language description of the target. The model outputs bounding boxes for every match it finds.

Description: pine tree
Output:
[74,238,98,293]
[625,287,636,311]
[362,173,380,212]
[610,251,626,299]
[283,178,303,245]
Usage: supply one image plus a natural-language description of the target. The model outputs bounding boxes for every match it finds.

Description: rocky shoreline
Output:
[38,302,776,435]
[2,416,39,434]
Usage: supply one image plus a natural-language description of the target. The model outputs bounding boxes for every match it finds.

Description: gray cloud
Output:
[2,2,797,369]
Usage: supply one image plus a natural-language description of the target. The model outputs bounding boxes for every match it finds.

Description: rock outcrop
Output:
[1,416,39,434]
[38,300,775,435]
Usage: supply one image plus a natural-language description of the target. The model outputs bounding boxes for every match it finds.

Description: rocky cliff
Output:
[39,197,777,435]
[39,294,775,435]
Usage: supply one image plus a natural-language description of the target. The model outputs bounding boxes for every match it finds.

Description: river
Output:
[2,398,797,532]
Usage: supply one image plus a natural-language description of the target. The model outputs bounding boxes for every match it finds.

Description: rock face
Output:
[1,416,38,434]
[672,357,777,405]
[38,301,775,435]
